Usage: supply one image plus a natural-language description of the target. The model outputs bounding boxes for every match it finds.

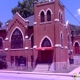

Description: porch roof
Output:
[36,47,54,51]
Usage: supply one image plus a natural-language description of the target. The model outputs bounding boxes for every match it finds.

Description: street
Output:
[0,72,79,80]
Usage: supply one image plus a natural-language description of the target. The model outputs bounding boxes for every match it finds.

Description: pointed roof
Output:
[25,15,34,26]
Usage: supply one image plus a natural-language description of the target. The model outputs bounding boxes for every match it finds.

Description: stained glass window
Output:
[0,38,3,49]
[75,42,79,54]
[42,38,51,47]
[47,10,51,21]
[11,28,23,49]
[40,11,45,22]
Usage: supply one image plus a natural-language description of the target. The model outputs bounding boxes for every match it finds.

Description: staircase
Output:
[33,64,49,72]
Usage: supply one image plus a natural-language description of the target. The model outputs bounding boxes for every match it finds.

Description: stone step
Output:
[34,64,49,72]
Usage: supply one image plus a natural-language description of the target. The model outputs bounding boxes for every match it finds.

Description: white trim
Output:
[58,10,63,17]
[73,40,80,46]
[66,21,69,28]
[25,36,28,39]
[34,22,37,25]
[5,38,8,40]
[25,47,28,50]
[5,48,8,51]
[58,10,61,20]
[16,12,29,22]
[60,31,63,39]
[46,8,53,15]
[9,27,24,42]
[55,44,61,47]
[33,46,37,48]
[10,48,24,51]
[40,36,53,47]
[54,19,59,22]
[29,33,33,40]
[38,9,46,16]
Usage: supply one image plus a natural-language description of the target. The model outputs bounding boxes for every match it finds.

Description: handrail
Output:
[48,57,53,71]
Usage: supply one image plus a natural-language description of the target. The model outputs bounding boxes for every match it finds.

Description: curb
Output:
[0,70,75,77]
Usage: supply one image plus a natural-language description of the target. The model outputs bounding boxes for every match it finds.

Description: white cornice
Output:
[16,12,29,22]
[5,48,8,51]
[54,19,59,22]
[33,46,37,48]
[34,22,37,25]
[55,44,61,47]
[5,38,8,40]
[25,36,28,39]
[25,47,28,50]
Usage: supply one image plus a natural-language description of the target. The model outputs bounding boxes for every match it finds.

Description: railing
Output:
[48,57,53,71]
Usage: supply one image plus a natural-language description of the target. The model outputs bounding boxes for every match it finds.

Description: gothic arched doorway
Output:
[75,42,79,54]
[37,38,54,64]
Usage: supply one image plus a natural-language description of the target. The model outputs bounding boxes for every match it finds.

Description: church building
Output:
[0,0,74,71]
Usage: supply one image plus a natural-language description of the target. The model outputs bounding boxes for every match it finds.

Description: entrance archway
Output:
[36,38,53,64]
[75,42,79,54]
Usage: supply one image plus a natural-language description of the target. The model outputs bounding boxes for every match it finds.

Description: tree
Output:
[5,19,11,24]
[0,53,7,69]
[0,22,2,27]
[70,24,80,35]
[12,0,38,18]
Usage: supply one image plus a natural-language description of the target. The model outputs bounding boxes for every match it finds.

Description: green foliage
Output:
[5,19,11,24]
[70,24,80,35]
[0,22,2,27]
[12,0,38,18]
[0,53,7,69]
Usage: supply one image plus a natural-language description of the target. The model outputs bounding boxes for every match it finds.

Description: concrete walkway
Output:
[0,65,80,77]
[68,66,80,75]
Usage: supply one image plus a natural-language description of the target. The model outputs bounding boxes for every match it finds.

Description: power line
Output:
[60,0,80,25]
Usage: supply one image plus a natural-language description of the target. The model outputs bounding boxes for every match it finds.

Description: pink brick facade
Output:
[0,0,73,71]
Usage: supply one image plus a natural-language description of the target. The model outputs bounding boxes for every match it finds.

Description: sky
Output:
[0,0,80,26]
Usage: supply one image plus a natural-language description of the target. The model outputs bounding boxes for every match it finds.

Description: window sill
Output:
[45,21,52,24]
[10,48,24,51]
[40,21,52,25]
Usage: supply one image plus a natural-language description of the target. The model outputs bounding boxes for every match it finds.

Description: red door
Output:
[41,50,52,63]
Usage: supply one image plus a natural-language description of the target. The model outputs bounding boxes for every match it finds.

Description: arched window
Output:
[47,10,51,21]
[59,11,63,23]
[0,38,3,49]
[41,38,51,47]
[11,28,23,49]
[31,35,34,48]
[40,11,45,22]
[75,42,79,54]
[59,12,61,21]
[60,33,63,46]
[68,35,70,50]
[61,14,63,23]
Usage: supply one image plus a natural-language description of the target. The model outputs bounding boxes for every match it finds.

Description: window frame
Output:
[11,28,23,49]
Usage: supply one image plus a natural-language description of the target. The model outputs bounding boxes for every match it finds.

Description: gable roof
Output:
[0,27,6,31]
[25,15,34,27]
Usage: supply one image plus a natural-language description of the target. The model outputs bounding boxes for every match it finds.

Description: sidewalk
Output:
[68,66,80,75]
[0,65,80,77]
[0,69,74,77]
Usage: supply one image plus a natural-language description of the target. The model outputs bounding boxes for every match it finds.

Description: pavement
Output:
[0,65,80,77]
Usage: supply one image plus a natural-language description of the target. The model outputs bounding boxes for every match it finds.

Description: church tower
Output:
[33,0,71,71]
